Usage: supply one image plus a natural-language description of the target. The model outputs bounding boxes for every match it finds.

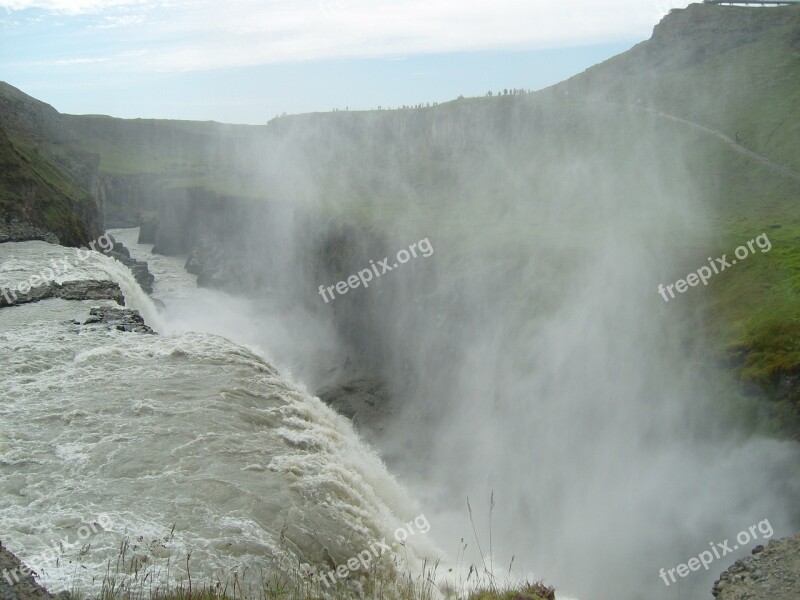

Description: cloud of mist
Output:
[195,92,800,600]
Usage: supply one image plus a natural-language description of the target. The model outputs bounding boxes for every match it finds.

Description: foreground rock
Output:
[0,280,123,309]
[0,541,54,600]
[75,306,155,334]
[713,532,800,599]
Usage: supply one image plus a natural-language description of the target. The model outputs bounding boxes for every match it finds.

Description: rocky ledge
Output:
[712,532,800,599]
[0,220,59,245]
[0,280,123,309]
[101,238,155,294]
[74,306,155,334]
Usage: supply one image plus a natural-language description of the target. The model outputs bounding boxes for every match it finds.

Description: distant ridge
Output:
[704,0,800,5]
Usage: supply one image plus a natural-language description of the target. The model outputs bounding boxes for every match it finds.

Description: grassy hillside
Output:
[540,3,800,433]
[0,122,97,246]
[62,114,265,191]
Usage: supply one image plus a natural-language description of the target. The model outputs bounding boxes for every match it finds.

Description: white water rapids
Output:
[2,226,797,600]
[0,236,439,594]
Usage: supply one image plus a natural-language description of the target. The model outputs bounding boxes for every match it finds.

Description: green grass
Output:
[0,127,95,245]
[467,583,555,600]
[700,226,800,388]
[555,5,800,434]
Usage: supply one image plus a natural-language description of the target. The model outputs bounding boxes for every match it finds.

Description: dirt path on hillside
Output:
[638,106,800,183]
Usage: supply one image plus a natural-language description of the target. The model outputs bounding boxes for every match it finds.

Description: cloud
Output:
[0,0,693,70]
[91,13,145,27]
[0,0,145,15]
[52,56,109,64]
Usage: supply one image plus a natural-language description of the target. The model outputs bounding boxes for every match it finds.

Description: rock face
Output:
[0,541,54,600]
[100,239,155,294]
[712,533,800,599]
[184,236,231,289]
[0,220,59,245]
[0,85,102,247]
[0,280,124,309]
[316,378,392,444]
[137,212,159,244]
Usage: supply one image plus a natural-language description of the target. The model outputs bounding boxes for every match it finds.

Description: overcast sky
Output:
[0,0,692,123]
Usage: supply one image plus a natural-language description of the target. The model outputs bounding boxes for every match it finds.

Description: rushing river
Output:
[2,225,799,600]
[0,236,438,595]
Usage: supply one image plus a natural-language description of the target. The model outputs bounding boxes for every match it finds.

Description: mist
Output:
[134,89,800,600]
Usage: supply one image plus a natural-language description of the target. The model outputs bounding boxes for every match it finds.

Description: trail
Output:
[640,106,800,183]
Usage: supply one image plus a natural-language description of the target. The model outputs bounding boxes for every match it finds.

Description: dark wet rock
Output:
[0,280,124,309]
[107,251,154,294]
[76,306,155,334]
[0,540,54,600]
[712,532,800,599]
[0,220,59,245]
[184,235,269,291]
[184,237,227,288]
[137,212,159,244]
[111,241,130,258]
[316,378,392,443]
[100,236,155,294]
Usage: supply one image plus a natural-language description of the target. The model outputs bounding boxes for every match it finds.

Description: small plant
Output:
[464,494,557,600]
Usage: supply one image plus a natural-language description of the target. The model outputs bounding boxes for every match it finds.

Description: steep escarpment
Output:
[0,81,266,248]
[0,84,100,246]
[0,125,96,247]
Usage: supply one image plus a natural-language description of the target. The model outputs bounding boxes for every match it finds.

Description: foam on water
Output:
[107,228,344,387]
[107,228,197,304]
[0,241,439,593]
